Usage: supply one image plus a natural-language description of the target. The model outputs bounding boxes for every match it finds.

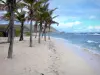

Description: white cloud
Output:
[94,26,100,30]
[88,26,100,31]
[65,21,81,27]
[89,15,96,19]
[58,21,81,28]
[74,21,81,25]
[65,22,75,27]
[88,26,94,29]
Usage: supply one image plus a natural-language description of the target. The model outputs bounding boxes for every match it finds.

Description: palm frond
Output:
[3,12,10,20]
[16,0,21,3]
[0,0,6,4]
[15,10,26,22]
[49,8,58,15]
[52,15,59,19]
[16,2,26,9]
[40,0,49,4]
[23,0,36,5]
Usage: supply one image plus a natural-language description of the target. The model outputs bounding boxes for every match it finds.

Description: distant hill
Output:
[0,24,58,33]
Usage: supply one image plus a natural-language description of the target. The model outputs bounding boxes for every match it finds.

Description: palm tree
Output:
[15,2,27,41]
[34,1,58,42]
[48,20,59,40]
[37,2,49,43]
[15,11,26,41]
[0,0,16,58]
[41,13,49,41]
[23,0,49,44]
[42,4,50,41]
[7,0,16,58]
[42,23,47,41]
[3,2,26,41]
[23,0,38,47]
[34,21,38,38]
[43,8,58,40]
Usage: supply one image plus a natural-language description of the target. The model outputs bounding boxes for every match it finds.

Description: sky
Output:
[0,0,100,32]
[49,0,100,32]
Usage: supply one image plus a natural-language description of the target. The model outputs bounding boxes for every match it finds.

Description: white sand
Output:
[0,37,100,75]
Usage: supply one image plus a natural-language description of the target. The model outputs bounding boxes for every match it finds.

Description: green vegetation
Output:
[0,32,3,37]
[25,32,30,36]
[15,27,20,37]
[0,25,20,37]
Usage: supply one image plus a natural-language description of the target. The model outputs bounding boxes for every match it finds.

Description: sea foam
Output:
[87,40,98,43]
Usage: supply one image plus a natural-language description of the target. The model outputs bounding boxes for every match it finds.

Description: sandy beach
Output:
[0,37,100,75]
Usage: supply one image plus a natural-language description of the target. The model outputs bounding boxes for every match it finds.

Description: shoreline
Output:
[53,36,100,56]
[53,37,100,75]
[0,37,100,75]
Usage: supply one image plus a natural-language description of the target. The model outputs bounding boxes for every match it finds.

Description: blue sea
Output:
[50,32,100,55]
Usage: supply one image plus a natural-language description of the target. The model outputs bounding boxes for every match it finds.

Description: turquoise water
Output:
[50,33,100,55]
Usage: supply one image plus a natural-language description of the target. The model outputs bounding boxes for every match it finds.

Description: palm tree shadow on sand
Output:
[0,42,8,44]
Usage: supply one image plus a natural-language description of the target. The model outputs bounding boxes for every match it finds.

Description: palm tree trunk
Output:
[30,19,33,47]
[19,21,24,41]
[7,0,11,43]
[48,24,51,40]
[44,23,47,41]
[38,22,42,43]
[34,21,38,38]
[7,24,10,43]
[44,28,46,41]
[7,0,15,58]
[7,30,10,43]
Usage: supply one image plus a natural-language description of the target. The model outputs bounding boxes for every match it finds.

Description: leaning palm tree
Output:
[2,0,27,58]
[0,0,16,58]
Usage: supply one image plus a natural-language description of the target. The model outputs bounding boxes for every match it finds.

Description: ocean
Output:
[50,32,100,55]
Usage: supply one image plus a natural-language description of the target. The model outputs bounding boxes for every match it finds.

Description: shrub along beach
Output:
[0,0,100,75]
